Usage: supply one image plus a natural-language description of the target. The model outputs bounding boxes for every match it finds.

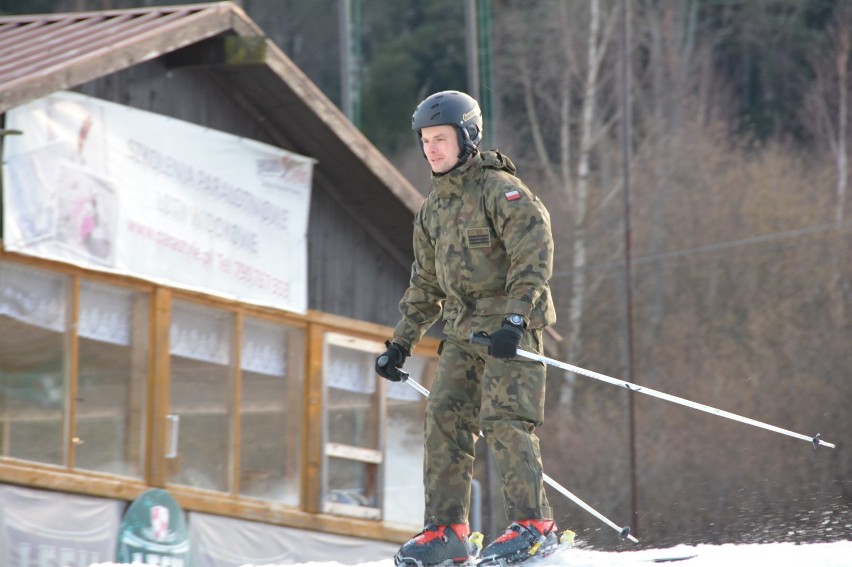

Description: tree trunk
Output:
[836,28,848,228]
[833,26,849,327]
[562,0,602,404]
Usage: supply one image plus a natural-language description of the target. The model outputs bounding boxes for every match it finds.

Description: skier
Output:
[376,90,559,566]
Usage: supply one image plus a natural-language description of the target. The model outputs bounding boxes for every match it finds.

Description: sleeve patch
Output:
[504,189,521,201]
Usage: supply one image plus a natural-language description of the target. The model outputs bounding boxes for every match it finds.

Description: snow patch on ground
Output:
[89,539,852,567]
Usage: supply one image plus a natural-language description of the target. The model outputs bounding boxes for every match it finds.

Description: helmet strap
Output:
[448,125,477,172]
[431,147,476,177]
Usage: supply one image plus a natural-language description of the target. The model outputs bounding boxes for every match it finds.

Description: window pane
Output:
[323,334,383,515]
[168,300,232,492]
[74,280,148,478]
[239,317,303,505]
[327,457,377,508]
[384,355,435,526]
[326,340,379,449]
[0,262,68,465]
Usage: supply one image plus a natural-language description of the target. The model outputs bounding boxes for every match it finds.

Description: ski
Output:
[649,555,697,563]
[474,530,575,567]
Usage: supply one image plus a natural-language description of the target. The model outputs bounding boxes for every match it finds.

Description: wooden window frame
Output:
[0,250,439,543]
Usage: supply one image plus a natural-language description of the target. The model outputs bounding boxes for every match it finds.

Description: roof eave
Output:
[0,3,255,114]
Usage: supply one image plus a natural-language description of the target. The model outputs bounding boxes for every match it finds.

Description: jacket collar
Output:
[430,152,482,196]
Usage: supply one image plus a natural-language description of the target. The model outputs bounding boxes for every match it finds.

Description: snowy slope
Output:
[92,540,852,567]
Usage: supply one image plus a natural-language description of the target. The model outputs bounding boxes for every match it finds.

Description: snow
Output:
[90,539,852,567]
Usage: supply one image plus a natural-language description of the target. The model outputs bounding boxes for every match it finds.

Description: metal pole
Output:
[465,342,836,450]
[467,333,835,448]
[465,0,481,101]
[339,0,361,127]
[477,0,495,148]
[619,0,639,537]
[339,0,352,119]
[466,0,502,536]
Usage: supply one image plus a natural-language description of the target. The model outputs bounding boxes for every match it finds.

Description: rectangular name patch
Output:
[466,227,492,248]
[504,189,521,201]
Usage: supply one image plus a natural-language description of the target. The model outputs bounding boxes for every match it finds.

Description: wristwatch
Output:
[505,313,525,328]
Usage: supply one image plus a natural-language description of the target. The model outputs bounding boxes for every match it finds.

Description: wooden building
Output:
[0,2,437,562]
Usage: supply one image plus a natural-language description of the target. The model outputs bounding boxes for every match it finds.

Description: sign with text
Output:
[2,91,314,313]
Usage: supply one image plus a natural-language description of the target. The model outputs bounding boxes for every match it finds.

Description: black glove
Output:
[375,340,410,381]
[488,316,525,359]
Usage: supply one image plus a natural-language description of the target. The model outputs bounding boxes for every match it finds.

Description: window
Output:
[383,355,435,527]
[0,257,429,537]
[74,280,148,478]
[321,332,435,525]
[168,300,233,492]
[0,262,68,465]
[167,301,305,502]
[239,316,303,505]
[323,333,384,518]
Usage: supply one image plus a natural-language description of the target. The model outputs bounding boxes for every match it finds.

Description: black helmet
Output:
[412,90,483,165]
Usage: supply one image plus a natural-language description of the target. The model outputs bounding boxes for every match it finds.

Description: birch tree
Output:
[495,0,620,406]
[803,5,852,324]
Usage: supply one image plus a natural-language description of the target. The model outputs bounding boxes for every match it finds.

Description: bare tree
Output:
[562,0,618,404]
[835,27,848,228]
[803,5,852,325]
[495,0,620,406]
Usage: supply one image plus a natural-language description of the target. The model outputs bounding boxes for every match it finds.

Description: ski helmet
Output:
[412,90,483,166]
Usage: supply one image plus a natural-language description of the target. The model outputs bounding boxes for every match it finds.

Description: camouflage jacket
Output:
[393,150,556,351]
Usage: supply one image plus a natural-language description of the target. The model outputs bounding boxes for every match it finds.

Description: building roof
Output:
[0,1,422,266]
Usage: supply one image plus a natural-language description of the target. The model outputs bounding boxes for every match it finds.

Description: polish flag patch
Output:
[504,189,521,201]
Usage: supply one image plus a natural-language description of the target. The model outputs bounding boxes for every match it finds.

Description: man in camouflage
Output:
[376,91,559,567]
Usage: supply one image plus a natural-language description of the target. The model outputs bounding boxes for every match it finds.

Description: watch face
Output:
[508,314,523,326]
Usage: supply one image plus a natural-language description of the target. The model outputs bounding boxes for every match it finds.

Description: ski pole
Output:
[394,369,638,543]
[469,332,835,450]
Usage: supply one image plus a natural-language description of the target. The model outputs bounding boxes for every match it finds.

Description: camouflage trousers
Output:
[423,331,552,525]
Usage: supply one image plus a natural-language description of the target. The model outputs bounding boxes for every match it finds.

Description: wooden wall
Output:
[74,57,411,330]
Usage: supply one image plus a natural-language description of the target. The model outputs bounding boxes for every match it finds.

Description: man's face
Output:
[421,125,460,174]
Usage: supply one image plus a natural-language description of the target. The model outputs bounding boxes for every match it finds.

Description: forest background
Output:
[2,0,849,550]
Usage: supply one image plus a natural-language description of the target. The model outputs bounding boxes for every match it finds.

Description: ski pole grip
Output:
[469,331,492,347]
[377,355,409,381]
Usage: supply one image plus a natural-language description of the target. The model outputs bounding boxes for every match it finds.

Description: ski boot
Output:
[476,520,559,566]
[395,524,482,567]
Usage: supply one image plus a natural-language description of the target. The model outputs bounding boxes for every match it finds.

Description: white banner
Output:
[2,91,314,314]
[0,484,122,567]
[188,512,399,566]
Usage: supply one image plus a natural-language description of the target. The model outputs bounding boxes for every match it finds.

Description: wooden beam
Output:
[0,460,148,501]
[148,287,172,486]
[302,322,325,514]
[66,275,80,471]
[325,443,382,464]
[230,311,244,495]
